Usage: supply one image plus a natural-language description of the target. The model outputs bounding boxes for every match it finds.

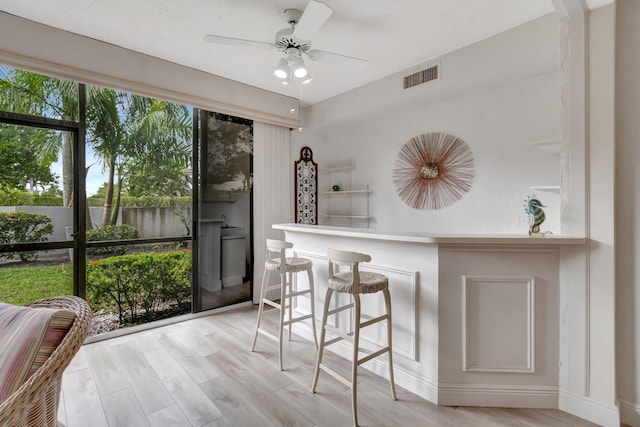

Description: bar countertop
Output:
[273,223,586,246]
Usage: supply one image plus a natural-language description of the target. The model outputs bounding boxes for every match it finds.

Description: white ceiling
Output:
[0,0,612,106]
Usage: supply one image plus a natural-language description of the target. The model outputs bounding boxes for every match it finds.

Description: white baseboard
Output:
[291,316,623,427]
[620,399,640,427]
[559,389,620,427]
[347,342,439,404]
[437,383,558,408]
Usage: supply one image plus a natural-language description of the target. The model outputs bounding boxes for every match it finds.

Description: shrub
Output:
[0,189,65,206]
[87,250,191,324]
[0,212,54,262]
[32,195,64,206]
[0,188,34,206]
[1,190,190,208]
[86,224,140,256]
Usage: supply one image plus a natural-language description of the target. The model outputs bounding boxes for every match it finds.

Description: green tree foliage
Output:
[127,163,191,197]
[0,124,58,192]
[0,66,78,206]
[206,114,251,189]
[1,67,192,224]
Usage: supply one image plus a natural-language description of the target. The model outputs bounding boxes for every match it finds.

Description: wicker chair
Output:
[0,296,91,427]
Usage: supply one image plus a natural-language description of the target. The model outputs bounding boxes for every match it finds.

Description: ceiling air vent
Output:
[403,65,439,89]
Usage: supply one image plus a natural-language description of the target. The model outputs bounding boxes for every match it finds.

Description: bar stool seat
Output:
[311,248,397,427]
[251,239,318,371]
[329,271,389,294]
[266,256,312,273]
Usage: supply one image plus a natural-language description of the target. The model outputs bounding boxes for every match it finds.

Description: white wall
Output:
[292,14,562,235]
[615,1,640,425]
[587,0,617,413]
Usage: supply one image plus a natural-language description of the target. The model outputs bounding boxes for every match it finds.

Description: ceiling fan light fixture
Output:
[206,1,369,89]
[274,58,289,79]
[291,56,308,78]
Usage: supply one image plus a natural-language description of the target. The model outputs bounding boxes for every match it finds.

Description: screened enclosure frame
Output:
[0,88,87,298]
[0,84,194,303]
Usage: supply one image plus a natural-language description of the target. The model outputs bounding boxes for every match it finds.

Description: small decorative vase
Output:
[524,195,546,236]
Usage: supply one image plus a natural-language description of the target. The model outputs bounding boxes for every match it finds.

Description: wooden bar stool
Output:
[311,248,397,427]
[251,239,318,370]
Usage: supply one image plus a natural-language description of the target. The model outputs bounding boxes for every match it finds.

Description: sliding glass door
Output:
[194,110,253,312]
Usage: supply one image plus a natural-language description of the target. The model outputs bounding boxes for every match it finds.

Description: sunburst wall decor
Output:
[392,132,474,210]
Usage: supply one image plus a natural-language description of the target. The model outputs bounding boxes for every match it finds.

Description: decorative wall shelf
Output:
[323,189,372,195]
[321,164,372,228]
[528,185,561,194]
[323,214,373,220]
[529,139,561,155]
[320,166,354,173]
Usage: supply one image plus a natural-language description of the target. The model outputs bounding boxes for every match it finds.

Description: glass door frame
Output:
[0,83,87,298]
[191,108,254,313]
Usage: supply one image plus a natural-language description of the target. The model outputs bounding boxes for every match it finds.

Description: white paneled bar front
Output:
[273,223,584,409]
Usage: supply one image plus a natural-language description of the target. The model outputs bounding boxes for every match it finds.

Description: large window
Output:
[0,65,195,336]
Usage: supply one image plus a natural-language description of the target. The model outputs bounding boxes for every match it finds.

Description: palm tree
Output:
[87,89,191,225]
[2,67,192,227]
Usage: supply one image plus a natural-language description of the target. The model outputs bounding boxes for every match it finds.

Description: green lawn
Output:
[0,264,73,306]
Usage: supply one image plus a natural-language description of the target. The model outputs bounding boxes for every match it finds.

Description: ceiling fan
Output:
[204,0,367,85]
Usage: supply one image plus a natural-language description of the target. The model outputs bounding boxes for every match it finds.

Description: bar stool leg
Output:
[351,294,361,427]
[311,287,333,393]
[288,271,294,341]
[251,268,270,352]
[278,271,287,371]
[307,267,319,349]
[383,288,397,400]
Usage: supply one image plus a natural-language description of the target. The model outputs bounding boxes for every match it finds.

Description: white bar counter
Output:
[274,223,585,246]
[273,223,585,408]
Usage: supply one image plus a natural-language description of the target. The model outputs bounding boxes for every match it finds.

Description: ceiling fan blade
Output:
[307,49,368,70]
[292,1,333,42]
[204,34,275,50]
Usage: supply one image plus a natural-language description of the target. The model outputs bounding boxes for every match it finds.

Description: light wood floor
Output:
[58,305,600,427]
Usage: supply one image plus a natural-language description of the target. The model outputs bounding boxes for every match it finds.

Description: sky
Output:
[51,145,104,197]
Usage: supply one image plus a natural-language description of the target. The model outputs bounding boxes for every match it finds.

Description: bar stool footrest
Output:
[324,324,354,344]
[256,328,279,343]
[282,313,313,327]
[358,347,390,365]
[328,303,353,316]
[286,289,313,298]
[263,299,281,309]
[360,314,389,329]
[319,363,352,388]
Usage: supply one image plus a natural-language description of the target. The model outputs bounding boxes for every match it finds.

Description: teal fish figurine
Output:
[524,196,546,236]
